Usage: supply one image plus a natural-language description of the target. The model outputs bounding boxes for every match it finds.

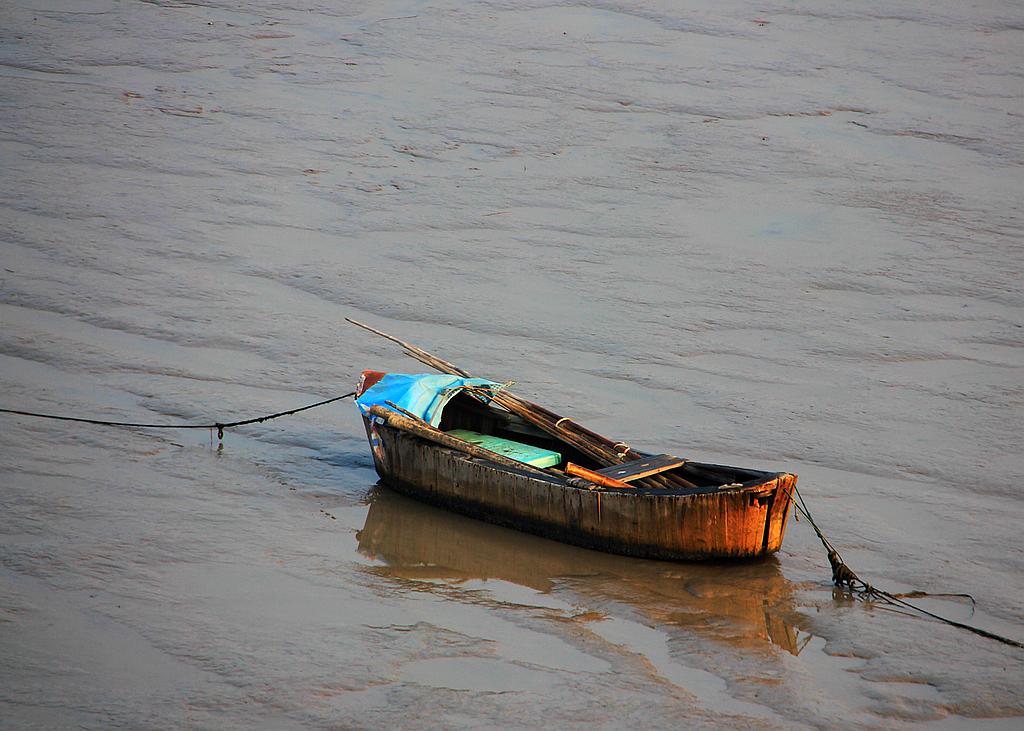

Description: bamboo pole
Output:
[346,318,471,377]
[347,319,698,490]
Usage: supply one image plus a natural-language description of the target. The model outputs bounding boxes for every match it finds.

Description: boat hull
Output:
[364,417,794,561]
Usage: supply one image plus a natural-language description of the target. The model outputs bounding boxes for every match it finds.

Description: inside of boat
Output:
[436,391,765,490]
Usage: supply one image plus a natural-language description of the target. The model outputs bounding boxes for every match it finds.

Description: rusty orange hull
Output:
[363,416,795,561]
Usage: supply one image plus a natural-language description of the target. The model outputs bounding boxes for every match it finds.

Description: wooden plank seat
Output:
[595,454,686,483]
[445,429,562,469]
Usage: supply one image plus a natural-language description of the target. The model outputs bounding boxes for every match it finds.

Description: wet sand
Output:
[1,0,1022,728]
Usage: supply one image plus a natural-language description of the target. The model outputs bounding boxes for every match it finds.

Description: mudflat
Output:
[1,1,1021,728]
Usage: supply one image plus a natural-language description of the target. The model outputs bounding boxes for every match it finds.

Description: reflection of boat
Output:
[357,486,809,655]
[355,371,796,561]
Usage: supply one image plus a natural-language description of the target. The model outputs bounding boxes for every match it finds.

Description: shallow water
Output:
[1,0,1022,728]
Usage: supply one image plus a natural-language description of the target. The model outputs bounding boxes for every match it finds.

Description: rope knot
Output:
[828,549,860,588]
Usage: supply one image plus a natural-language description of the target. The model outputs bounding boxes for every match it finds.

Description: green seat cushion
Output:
[445,429,562,469]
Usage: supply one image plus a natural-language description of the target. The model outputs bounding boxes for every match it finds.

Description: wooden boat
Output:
[355,369,796,561]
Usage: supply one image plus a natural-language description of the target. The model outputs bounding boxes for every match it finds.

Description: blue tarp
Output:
[355,373,502,427]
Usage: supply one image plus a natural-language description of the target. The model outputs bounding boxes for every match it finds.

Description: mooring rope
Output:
[788,484,1023,649]
[3,389,1018,648]
[0,392,356,440]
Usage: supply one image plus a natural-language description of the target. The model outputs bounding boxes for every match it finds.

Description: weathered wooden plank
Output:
[595,454,686,482]
[446,429,562,468]
[565,462,633,489]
